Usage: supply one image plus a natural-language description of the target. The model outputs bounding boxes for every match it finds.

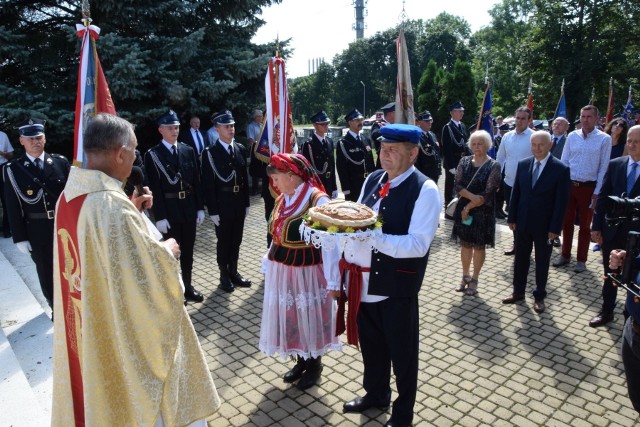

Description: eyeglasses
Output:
[613,122,626,127]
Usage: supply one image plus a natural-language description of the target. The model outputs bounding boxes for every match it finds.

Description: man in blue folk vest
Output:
[335,124,441,427]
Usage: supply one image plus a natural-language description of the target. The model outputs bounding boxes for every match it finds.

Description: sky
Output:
[252,0,501,78]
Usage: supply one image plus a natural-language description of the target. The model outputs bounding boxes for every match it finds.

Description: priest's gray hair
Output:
[84,113,136,153]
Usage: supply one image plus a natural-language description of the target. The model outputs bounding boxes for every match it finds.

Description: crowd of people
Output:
[1,99,639,424]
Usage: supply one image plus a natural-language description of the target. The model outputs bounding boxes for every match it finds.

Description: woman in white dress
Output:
[259,153,342,390]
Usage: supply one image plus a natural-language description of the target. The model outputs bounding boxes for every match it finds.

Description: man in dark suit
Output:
[179,115,209,158]
[301,110,337,197]
[589,125,640,327]
[144,110,206,303]
[502,130,570,313]
[441,101,471,216]
[415,110,441,183]
[336,109,376,202]
[4,118,70,312]
[550,117,569,159]
[201,111,251,293]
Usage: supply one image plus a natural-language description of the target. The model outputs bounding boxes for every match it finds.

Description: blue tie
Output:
[627,162,638,195]
[195,130,203,153]
[532,161,541,187]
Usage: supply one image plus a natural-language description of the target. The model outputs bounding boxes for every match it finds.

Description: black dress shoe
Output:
[533,300,546,313]
[230,272,252,288]
[504,246,516,256]
[589,312,613,327]
[384,420,412,427]
[502,294,525,304]
[343,395,390,413]
[283,357,308,383]
[297,357,323,390]
[218,276,235,293]
[184,287,204,303]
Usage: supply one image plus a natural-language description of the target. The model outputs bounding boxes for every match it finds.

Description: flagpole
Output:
[476,65,489,131]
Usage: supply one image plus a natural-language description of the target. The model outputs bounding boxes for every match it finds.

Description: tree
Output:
[437,60,477,130]
[0,0,282,157]
[416,59,440,116]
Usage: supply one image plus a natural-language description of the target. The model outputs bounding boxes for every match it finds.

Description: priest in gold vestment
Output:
[52,113,220,426]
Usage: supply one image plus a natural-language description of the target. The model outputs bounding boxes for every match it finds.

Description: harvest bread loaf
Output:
[307,199,378,231]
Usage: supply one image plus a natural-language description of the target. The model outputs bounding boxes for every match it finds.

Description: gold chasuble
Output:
[52,167,220,427]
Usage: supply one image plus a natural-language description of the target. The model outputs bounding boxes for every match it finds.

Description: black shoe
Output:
[230,272,252,288]
[297,357,323,390]
[343,395,391,413]
[283,357,308,383]
[589,312,614,327]
[184,286,204,303]
[384,420,412,427]
[218,276,235,293]
[504,245,516,256]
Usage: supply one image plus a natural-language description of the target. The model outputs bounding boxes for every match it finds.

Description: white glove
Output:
[16,241,32,254]
[245,207,250,217]
[210,215,220,226]
[156,219,171,234]
[449,168,456,175]
[196,210,205,225]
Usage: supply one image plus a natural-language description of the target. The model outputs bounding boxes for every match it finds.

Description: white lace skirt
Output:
[259,260,342,360]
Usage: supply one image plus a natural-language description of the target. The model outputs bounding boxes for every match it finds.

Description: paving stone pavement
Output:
[191,184,639,427]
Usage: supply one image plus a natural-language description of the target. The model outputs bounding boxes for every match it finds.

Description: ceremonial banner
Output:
[73,21,116,166]
[255,57,297,164]
[527,78,534,119]
[624,86,634,125]
[477,84,495,157]
[395,29,414,125]
[554,80,567,119]
[606,79,614,124]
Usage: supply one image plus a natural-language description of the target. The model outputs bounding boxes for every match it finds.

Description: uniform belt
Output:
[571,180,596,187]
[219,186,242,193]
[633,318,640,336]
[164,190,192,199]
[27,210,55,220]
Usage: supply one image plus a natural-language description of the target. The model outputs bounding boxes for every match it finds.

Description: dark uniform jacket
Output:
[441,120,471,171]
[370,119,389,168]
[336,132,376,201]
[415,131,442,182]
[301,134,337,195]
[144,141,203,224]
[361,169,430,297]
[201,140,250,217]
[3,153,70,244]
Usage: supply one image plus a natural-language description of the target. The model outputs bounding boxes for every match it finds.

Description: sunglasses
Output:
[613,122,626,127]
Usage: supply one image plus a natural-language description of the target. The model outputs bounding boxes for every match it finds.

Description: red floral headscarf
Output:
[269,153,326,193]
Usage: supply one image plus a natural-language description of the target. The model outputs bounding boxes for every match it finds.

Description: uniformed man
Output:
[336,108,376,202]
[370,102,395,167]
[3,117,70,311]
[442,100,471,217]
[144,110,206,303]
[301,110,337,197]
[201,110,251,293]
[415,110,442,183]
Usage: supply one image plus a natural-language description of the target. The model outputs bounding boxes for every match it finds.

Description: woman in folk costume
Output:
[259,153,342,390]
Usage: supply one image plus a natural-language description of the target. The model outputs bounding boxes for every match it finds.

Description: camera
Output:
[605,195,640,225]
[608,231,640,299]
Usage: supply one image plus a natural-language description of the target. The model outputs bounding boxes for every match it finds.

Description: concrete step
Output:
[0,239,52,426]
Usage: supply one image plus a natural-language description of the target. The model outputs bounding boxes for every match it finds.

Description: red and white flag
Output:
[73,21,116,166]
[261,57,297,160]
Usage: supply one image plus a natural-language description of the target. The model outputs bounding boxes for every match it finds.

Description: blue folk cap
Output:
[449,101,464,111]
[378,124,422,145]
[310,111,330,124]
[213,110,235,125]
[416,110,433,121]
[345,109,364,122]
[157,110,180,126]
[16,118,46,137]
[381,102,395,113]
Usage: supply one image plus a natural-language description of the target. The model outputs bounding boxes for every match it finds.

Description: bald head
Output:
[530,130,552,161]
[627,125,640,162]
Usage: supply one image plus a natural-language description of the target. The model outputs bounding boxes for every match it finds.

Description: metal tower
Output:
[352,0,367,39]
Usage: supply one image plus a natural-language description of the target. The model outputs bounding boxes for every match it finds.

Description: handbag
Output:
[446,160,489,217]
